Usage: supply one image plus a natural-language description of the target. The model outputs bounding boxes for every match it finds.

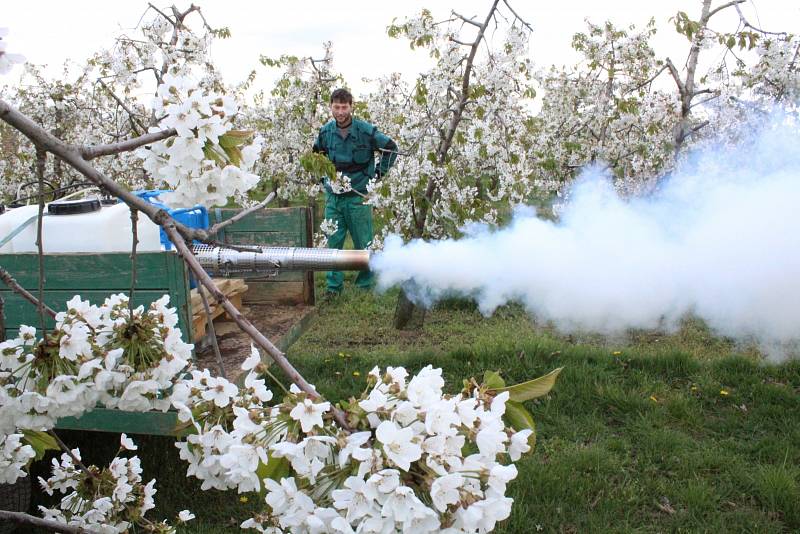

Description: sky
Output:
[2,0,799,96]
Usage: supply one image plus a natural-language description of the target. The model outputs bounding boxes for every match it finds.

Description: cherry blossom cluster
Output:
[169,355,533,533]
[37,434,189,534]
[0,294,192,437]
[136,73,263,207]
[170,347,276,493]
[0,433,35,484]
[314,218,340,248]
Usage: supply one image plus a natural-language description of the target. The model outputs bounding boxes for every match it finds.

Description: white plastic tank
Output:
[0,199,161,254]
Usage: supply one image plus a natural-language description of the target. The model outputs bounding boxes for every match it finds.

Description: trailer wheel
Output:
[0,476,31,534]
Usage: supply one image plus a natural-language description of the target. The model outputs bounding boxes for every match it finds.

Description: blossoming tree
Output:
[0,7,560,533]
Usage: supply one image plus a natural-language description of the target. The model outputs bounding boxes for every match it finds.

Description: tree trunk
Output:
[393,288,426,330]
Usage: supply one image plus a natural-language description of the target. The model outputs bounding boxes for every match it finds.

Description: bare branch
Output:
[664,58,685,95]
[96,78,147,135]
[501,0,533,33]
[35,148,47,335]
[451,10,482,28]
[197,282,226,378]
[0,99,201,242]
[80,127,177,160]
[0,510,101,534]
[0,266,57,319]
[624,64,669,96]
[162,223,351,430]
[0,98,248,246]
[205,192,276,237]
[49,430,98,481]
[708,0,747,21]
[129,208,138,316]
[147,3,177,28]
[449,37,473,47]
[692,87,716,97]
[690,93,721,109]
[690,119,710,135]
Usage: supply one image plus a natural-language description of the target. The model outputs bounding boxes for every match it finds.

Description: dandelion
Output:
[352,371,361,377]
[720,389,729,396]
[612,351,622,356]
[649,395,658,403]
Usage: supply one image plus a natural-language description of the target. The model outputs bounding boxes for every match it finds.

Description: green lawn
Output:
[25,282,800,533]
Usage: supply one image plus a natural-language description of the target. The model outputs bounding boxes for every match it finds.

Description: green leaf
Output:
[21,430,59,461]
[203,143,227,166]
[494,367,563,402]
[504,400,536,449]
[222,145,243,167]
[483,370,506,389]
[256,452,291,485]
[219,131,252,149]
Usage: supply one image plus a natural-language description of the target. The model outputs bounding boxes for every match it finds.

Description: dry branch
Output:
[163,223,350,429]
[0,266,57,318]
[0,510,100,534]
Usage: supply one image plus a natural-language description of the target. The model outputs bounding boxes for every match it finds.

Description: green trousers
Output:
[324,192,374,292]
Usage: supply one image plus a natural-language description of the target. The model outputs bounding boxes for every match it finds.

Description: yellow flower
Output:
[612,351,622,356]
[352,371,361,377]
[690,385,698,391]
[649,395,658,403]
[239,496,248,503]
[720,389,729,396]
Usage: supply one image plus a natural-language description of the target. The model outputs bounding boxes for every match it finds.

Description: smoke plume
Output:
[372,114,800,357]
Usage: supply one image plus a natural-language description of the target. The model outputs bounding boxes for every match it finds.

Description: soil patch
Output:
[194,303,313,383]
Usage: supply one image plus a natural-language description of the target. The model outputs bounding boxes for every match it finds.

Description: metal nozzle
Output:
[192,244,370,276]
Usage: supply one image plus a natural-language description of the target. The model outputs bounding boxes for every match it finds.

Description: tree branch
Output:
[96,78,147,136]
[35,148,47,336]
[624,64,669,95]
[0,99,208,243]
[501,0,533,33]
[418,0,500,234]
[162,223,351,430]
[449,37,473,47]
[0,510,101,534]
[0,266,57,319]
[129,208,138,316]
[197,282,226,379]
[48,430,98,481]
[450,10,482,28]
[205,192,276,237]
[664,58,685,95]
[708,0,746,20]
[79,127,177,160]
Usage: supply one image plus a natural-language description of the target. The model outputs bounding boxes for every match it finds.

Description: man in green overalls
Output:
[312,88,398,295]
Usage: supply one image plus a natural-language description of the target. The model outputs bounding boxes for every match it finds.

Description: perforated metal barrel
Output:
[193,244,370,274]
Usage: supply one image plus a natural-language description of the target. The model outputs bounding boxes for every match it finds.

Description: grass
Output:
[22,279,800,533]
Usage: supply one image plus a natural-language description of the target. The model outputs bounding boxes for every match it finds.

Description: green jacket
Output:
[312,118,398,194]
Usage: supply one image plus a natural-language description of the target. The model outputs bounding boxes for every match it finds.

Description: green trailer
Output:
[0,206,314,436]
